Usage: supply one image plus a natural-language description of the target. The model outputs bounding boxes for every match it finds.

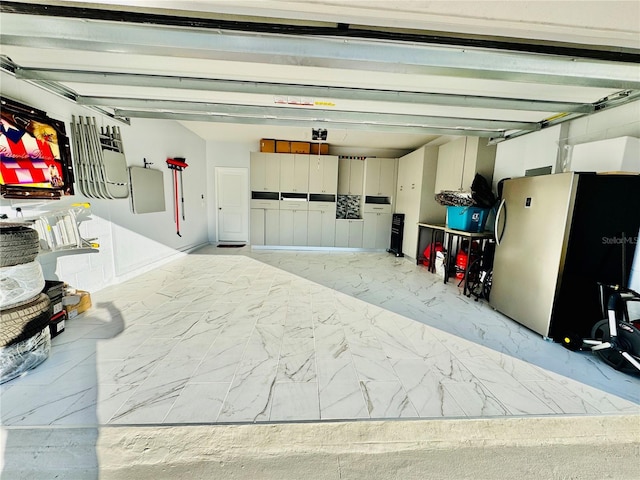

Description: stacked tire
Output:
[0,223,51,384]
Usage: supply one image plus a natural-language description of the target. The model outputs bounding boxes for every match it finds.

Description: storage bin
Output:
[446,206,489,232]
[310,143,329,155]
[43,280,65,317]
[275,140,291,153]
[291,141,311,154]
[260,139,275,153]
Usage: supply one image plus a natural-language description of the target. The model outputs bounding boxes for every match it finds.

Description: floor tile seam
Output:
[103,336,184,424]
[361,307,426,406]
[439,339,589,415]
[211,318,269,423]
[432,340,511,415]
[310,299,324,422]
[515,379,605,415]
[174,312,225,392]
[266,312,298,421]
[309,298,369,419]
[463,369,554,416]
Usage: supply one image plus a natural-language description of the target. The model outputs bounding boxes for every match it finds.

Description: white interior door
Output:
[216,167,249,242]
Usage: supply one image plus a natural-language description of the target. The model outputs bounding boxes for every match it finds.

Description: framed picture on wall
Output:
[0,96,74,199]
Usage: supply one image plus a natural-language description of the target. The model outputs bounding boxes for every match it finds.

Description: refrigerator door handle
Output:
[494,199,506,246]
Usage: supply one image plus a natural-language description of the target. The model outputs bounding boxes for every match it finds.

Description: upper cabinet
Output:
[364,157,397,197]
[435,137,496,193]
[396,146,444,259]
[280,154,310,193]
[308,155,339,194]
[250,152,280,192]
[337,158,364,195]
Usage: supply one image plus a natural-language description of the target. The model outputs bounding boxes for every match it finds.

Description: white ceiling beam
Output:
[16,67,595,114]
[78,96,540,132]
[111,108,507,138]
[2,13,639,90]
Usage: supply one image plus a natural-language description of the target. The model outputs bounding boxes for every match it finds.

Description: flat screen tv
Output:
[1,96,74,199]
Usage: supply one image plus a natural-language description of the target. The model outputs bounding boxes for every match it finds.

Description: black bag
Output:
[471,174,496,208]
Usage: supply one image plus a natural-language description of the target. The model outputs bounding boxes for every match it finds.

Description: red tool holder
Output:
[166,158,188,237]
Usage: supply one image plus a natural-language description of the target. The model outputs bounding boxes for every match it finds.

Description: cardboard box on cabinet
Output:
[310,143,329,155]
[260,139,276,153]
[275,140,291,153]
[291,141,311,154]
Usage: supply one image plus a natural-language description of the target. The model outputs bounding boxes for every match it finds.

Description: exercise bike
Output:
[563,283,640,375]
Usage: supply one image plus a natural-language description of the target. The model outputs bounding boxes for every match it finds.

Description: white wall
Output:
[493,101,640,190]
[492,125,562,191]
[1,72,209,292]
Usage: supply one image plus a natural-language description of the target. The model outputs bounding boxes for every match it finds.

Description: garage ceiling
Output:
[1,0,639,153]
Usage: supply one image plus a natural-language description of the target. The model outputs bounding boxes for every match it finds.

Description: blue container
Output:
[446,206,489,232]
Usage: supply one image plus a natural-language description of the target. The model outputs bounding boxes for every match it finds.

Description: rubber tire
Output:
[0,224,40,268]
[0,293,51,348]
[591,319,640,374]
[0,261,45,310]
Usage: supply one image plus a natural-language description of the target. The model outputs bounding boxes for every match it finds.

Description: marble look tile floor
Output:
[1,246,638,426]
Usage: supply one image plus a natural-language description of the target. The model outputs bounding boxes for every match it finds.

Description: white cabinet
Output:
[308,202,337,247]
[435,137,496,193]
[308,155,339,194]
[250,208,265,245]
[396,146,445,259]
[250,199,280,245]
[279,201,308,246]
[335,219,363,248]
[362,204,392,250]
[280,154,310,193]
[364,157,397,197]
[338,158,364,195]
[250,152,280,192]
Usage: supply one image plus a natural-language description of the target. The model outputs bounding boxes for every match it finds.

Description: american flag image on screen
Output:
[0,116,65,189]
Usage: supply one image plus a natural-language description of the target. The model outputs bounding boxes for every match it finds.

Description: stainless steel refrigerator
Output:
[490,172,640,340]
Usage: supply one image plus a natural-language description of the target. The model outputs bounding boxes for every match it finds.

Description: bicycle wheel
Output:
[464,257,484,299]
[591,319,640,374]
[482,269,493,301]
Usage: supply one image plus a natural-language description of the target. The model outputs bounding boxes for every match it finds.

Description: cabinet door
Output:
[335,219,349,247]
[349,159,364,195]
[348,220,363,248]
[307,210,322,246]
[265,209,280,245]
[250,153,266,191]
[308,157,324,193]
[378,158,396,197]
[309,156,337,193]
[364,157,381,196]
[279,210,294,245]
[435,138,465,192]
[322,156,339,194]
[362,212,377,249]
[293,210,308,246]
[294,155,310,192]
[337,158,350,195]
[321,208,336,246]
[280,154,296,192]
[376,213,392,249]
[264,154,281,192]
[250,208,265,245]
